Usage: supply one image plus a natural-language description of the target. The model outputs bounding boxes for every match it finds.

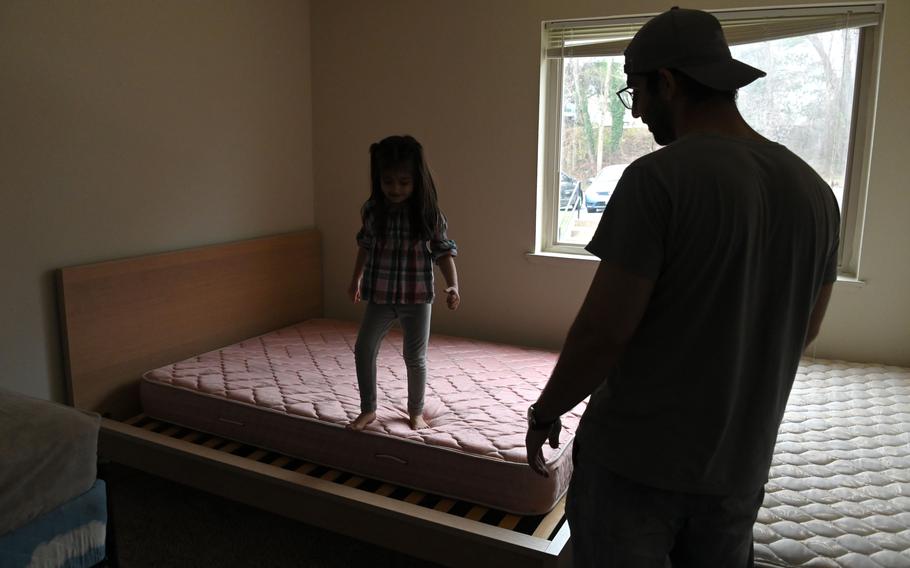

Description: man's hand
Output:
[525,418,561,477]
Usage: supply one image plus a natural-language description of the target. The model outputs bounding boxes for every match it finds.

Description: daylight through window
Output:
[538,5,882,276]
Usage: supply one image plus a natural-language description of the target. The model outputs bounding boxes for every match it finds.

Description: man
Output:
[525,7,839,567]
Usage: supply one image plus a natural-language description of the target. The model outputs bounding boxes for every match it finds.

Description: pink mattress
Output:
[140,318,584,515]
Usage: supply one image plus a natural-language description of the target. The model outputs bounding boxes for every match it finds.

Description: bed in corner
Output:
[56,230,574,568]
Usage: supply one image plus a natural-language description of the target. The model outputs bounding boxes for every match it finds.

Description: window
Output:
[537,4,883,277]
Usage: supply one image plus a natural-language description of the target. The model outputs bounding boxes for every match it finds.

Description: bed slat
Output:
[127,414,568,539]
[531,497,567,539]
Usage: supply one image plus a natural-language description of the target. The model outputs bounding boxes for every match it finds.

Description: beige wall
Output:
[312,1,909,365]
[0,1,314,400]
[2,0,905,403]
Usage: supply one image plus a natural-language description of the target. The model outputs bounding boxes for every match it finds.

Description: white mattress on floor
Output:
[755,359,910,568]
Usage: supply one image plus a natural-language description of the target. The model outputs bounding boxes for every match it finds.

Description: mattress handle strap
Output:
[374,453,408,465]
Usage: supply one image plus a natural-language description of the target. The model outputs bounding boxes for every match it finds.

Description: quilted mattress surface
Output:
[755,360,910,568]
[140,318,584,515]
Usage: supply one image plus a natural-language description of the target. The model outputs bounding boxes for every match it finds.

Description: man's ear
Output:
[657,68,677,100]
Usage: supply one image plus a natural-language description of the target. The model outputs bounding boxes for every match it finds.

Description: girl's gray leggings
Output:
[354,302,431,416]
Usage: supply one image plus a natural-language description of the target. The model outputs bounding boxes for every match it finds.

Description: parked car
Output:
[584,164,628,213]
[559,172,583,212]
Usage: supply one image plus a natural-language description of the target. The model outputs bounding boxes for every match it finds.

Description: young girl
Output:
[348,135,460,431]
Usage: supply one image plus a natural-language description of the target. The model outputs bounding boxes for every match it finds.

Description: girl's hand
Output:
[445,286,460,310]
[349,279,361,303]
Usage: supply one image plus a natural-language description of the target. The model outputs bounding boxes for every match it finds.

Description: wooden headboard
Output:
[57,230,322,420]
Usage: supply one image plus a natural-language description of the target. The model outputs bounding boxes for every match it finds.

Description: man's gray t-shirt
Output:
[578,133,840,496]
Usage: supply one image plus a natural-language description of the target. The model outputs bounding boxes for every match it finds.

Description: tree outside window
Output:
[554,28,861,248]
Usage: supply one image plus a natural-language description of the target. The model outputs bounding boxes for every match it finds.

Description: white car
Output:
[585,164,628,213]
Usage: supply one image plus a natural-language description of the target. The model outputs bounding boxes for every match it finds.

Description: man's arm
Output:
[804,282,833,348]
[526,260,654,475]
[531,261,654,422]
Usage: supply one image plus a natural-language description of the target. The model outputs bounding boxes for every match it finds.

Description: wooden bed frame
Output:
[57,229,572,568]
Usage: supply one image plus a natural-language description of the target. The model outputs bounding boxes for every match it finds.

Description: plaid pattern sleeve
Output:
[356,200,374,250]
[429,212,457,262]
[360,203,451,304]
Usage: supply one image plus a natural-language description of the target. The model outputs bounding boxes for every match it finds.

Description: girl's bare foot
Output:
[349,411,376,431]
[409,414,428,430]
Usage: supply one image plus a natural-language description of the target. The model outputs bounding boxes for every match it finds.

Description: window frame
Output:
[535,4,883,278]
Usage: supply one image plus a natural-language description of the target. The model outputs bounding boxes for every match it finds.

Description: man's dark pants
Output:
[566,443,763,567]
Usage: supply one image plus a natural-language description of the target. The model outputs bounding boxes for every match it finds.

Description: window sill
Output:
[528,252,868,288]
[525,251,597,265]
[835,274,866,287]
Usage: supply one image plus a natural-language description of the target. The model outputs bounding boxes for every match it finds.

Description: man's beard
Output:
[647,99,676,146]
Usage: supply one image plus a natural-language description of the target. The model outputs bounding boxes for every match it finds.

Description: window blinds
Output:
[544,4,882,59]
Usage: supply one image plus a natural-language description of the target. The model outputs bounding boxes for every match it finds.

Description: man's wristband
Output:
[527,405,559,431]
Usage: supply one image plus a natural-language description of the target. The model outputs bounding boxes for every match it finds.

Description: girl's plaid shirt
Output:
[356,200,457,304]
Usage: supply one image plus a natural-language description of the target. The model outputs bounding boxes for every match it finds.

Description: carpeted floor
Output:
[102,463,445,568]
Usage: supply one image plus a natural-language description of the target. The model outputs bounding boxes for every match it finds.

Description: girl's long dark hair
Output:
[366,135,441,240]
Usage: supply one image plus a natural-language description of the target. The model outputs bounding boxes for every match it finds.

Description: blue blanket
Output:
[0,480,106,568]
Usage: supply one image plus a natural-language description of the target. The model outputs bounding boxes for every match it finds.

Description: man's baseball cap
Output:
[624,7,766,90]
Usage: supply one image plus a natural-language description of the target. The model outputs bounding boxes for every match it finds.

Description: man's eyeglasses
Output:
[616,86,636,110]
